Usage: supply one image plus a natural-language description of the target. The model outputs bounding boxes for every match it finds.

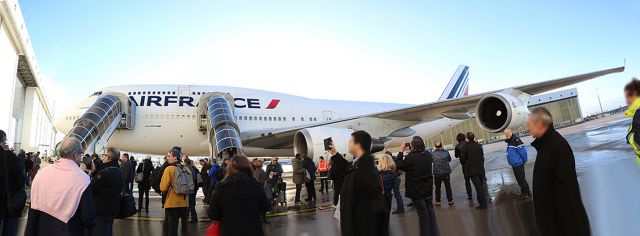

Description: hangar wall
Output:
[0,0,57,154]
[425,88,582,148]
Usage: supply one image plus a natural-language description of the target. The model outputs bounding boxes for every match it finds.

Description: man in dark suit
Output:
[460,132,487,209]
[339,131,383,236]
[528,107,590,235]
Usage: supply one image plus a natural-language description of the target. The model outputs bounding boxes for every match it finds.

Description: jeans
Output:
[295,184,302,202]
[305,181,316,200]
[163,208,188,236]
[138,189,150,211]
[434,174,453,202]
[93,217,114,236]
[462,167,472,198]
[319,172,329,191]
[392,177,404,211]
[470,175,487,207]
[512,165,531,195]
[0,218,19,236]
[412,198,440,236]
[188,193,198,221]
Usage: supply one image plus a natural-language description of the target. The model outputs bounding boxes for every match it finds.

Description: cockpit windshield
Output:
[91,91,103,96]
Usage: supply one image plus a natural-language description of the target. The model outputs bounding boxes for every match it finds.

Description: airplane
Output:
[54,65,624,161]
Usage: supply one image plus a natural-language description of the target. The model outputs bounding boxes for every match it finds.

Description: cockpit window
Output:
[91,91,103,96]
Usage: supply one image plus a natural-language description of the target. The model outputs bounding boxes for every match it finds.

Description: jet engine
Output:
[293,127,385,159]
[475,92,529,133]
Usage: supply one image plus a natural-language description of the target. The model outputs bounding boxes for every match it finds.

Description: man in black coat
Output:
[339,131,383,236]
[460,132,488,209]
[397,136,439,236]
[199,159,212,203]
[528,107,590,235]
[0,130,26,236]
[92,147,124,236]
[121,153,134,195]
[328,149,349,206]
[454,133,473,200]
[302,155,317,201]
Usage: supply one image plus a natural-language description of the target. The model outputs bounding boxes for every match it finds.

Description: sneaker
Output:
[435,201,441,206]
[392,209,405,214]
[448,201,455,206]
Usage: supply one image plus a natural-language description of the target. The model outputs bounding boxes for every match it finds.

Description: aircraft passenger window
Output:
[171,115,175,119]
[155,114,159,119]
[145,115,149,119]
[259,117,263,121]
[254,116,257,120]
[283,117,287,121]
[172,92,176,95]
[292,117,295,121]
[187,115,191,119]
[277,117,282,121]
[182,115,186,119]
[268,117,272,121]
[192,92,196,95]
[161,114,165,119]
[301,117,304,121]
[249,117,253,121]
[143,91,146,95]
[128,92,131,95]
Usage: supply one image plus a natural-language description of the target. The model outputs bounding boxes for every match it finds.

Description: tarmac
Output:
[14,113,640,236]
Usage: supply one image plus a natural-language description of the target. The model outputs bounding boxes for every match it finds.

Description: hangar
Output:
[0,0,57,154]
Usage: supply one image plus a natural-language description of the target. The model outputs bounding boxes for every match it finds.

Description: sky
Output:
[18,0,640,117]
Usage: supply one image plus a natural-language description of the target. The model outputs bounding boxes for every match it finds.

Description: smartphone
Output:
[404,142,411,147]
[324,137,333,151]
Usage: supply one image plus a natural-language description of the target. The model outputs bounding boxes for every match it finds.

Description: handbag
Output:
[3,151,27,216]
[116,191,137,219]
[205,221,221,236]
[134,162,145,183]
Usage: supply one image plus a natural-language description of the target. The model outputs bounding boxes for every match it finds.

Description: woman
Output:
[184,158,199,223]
[398,136,439,236]
[208,155,267,236]
[135,156,153,214]
[377,154,396,236]
[253,159,271,223]
[624,78,640,166]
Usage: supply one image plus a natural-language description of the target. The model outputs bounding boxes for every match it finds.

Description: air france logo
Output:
[128,96,280,109]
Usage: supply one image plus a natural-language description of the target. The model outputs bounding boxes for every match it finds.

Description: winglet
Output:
[439,65,470,101]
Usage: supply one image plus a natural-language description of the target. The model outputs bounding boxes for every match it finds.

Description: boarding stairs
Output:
[197,93,244,159]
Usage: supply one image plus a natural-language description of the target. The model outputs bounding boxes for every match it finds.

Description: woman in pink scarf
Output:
[25,138,96,236]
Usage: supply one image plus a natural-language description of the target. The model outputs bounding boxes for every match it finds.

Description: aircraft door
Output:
[178,85,190,96]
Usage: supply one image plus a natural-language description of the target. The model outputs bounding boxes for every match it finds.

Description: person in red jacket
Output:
[317,156,330,192]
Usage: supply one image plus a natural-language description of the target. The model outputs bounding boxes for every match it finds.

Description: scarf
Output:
[30,158,90,223]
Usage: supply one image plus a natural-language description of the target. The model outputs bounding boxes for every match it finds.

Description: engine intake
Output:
[475,93,529,133]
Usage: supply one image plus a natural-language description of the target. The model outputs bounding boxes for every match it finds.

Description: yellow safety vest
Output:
[624,98,640,166]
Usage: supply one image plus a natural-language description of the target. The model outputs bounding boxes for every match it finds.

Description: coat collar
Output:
[625,98,640,118]
[531,125,556,151]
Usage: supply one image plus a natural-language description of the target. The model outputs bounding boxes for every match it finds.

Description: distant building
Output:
[425,88,582,148]
[0,0,57,153]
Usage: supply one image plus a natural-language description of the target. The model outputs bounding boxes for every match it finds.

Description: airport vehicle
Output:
[54,65,624,160]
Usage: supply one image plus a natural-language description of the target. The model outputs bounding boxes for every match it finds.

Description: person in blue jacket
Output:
[504,128,531,200]
[207,158,221,203]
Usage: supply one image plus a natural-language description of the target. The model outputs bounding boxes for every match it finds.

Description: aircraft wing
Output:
[242,66,624,148]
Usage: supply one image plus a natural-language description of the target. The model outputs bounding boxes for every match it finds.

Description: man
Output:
[91,147,124,236]
[397,137,438,236]
[82,154,93,175]
[528,107,590,235]
[130,156,138,192]
[339,130,383,236]
[316,156,330,193]
[25,138,95,235]
[160,147,189,236]
[291,153,305,204]
[207,158,221,203]
[432,142,453,206]
[460,132,487,209]
[328,147,349,206]
[92,153,104,176]
[504,128,531,200]
[265,156,283,201]
[302,155,317,201]
[121,153,134,195]
[454,133,473,200]
[200,159,211,204]
[387,151,405,214]
[623,78,640,165]
[0,130,26,236]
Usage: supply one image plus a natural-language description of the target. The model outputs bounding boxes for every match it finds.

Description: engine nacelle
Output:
[293,127,385,160]
[475,92,529,133]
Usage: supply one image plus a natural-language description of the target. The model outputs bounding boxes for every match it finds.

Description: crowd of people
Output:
[7,78,640,235]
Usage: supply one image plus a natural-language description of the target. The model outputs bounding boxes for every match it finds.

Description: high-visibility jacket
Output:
[624,98,640,166]
[317,160,330,172]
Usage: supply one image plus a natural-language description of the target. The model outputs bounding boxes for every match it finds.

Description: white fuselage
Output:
[55,85,463,157]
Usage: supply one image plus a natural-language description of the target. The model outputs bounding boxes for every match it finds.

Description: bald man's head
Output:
[57,138,83,164]
[504,128,512,139]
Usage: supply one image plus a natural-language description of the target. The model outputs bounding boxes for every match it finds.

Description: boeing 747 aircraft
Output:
[54,65,624,160]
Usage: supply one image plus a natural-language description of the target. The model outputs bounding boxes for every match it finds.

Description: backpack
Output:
[172,164,196,195]
[151,165,164,194]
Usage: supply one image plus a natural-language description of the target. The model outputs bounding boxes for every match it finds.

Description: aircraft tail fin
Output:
[438,65,470,101]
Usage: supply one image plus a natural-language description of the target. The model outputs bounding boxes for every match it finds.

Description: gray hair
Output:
[57,138,82,159]
[106,147,120,160]
[530,107,553,126]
